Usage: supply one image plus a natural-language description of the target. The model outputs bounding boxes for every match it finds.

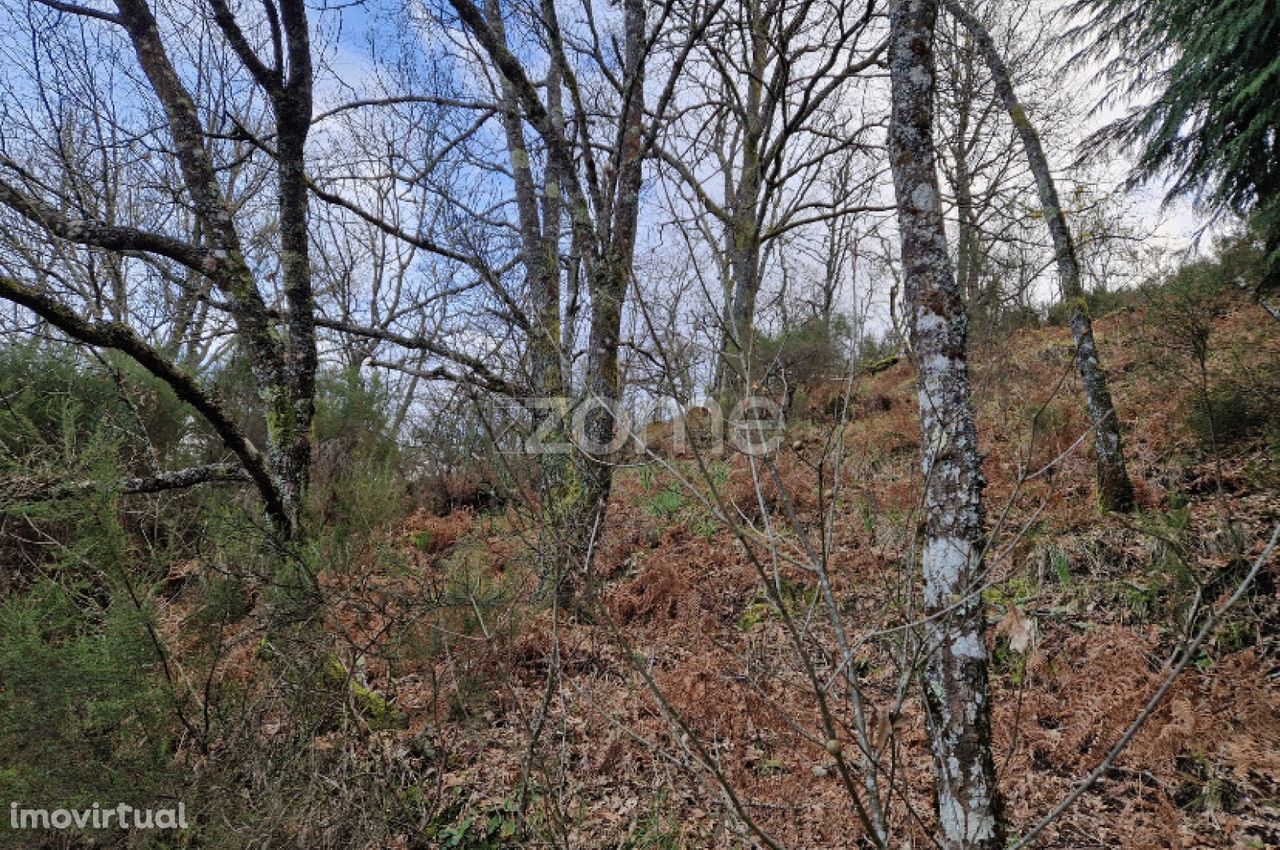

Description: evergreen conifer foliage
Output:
[1070,0,1280,287]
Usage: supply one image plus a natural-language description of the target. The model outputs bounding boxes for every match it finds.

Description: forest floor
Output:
[167,299,1280,848]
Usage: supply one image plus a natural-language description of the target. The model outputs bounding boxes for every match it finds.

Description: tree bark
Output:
[942,0,1134,512]
[719,2,768,395]
[0,0,323,537]
[887,1,1003,847]
[449,0,650,609]
[0,275,286,528]
[485,0,587,606]
[111,0,317,535]
[270,0,318,527]
[563,0,648,607]
[4,463,250,502]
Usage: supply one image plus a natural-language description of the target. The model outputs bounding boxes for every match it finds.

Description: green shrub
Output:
[1140,238,1240,370]
[195,574,255,627]
[309,366,406,531]
[0,580,176,843]
[426,796,522,848]
[0,343,189,474]
[1183,384,1263,446]
[750,316,851,411]
[1045,287,1137,325]
[645,483,682,519]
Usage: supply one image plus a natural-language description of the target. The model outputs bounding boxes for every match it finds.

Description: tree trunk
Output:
[717,0,767,396]
[887,1,1003,847]
[25,0,324,538]
[942,0,1134,512]
[559,0,648,608]
[270,0,318,533]
[464,0,647,609]
[486,0,579,605]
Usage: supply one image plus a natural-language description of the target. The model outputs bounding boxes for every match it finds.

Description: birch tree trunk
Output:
[887,1,1003,846]
[942,0,1135,512]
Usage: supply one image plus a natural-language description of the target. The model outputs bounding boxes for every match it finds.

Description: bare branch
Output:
[3,463,251,502]
[0,167,216,274]
[0,274,286,530]
[32,0,122,24]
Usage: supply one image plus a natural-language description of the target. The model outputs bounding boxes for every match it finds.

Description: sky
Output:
[1043,0,1214,253]
[298,0,1221,369]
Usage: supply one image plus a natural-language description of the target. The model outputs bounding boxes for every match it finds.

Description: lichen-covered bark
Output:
[887,2,1003,847]
[941,35,987,313]
[272,0,318,527]
[112,0,317,534]
[719,9,768,394]
[942,0,1134,513]
[560,0,648,606]
[6,462,251,501]
[487,0,587,605]
[461,0,647,608]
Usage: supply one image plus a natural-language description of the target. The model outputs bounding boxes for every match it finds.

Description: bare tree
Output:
[653,0,886,396]
[431,0,724,606]
[942,0,1135,511]
[887,0,1003,846]
[0,0,320,537]
[934,0,1044,322]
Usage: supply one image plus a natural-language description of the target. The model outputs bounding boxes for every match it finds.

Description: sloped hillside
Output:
[153,296,1280,849]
